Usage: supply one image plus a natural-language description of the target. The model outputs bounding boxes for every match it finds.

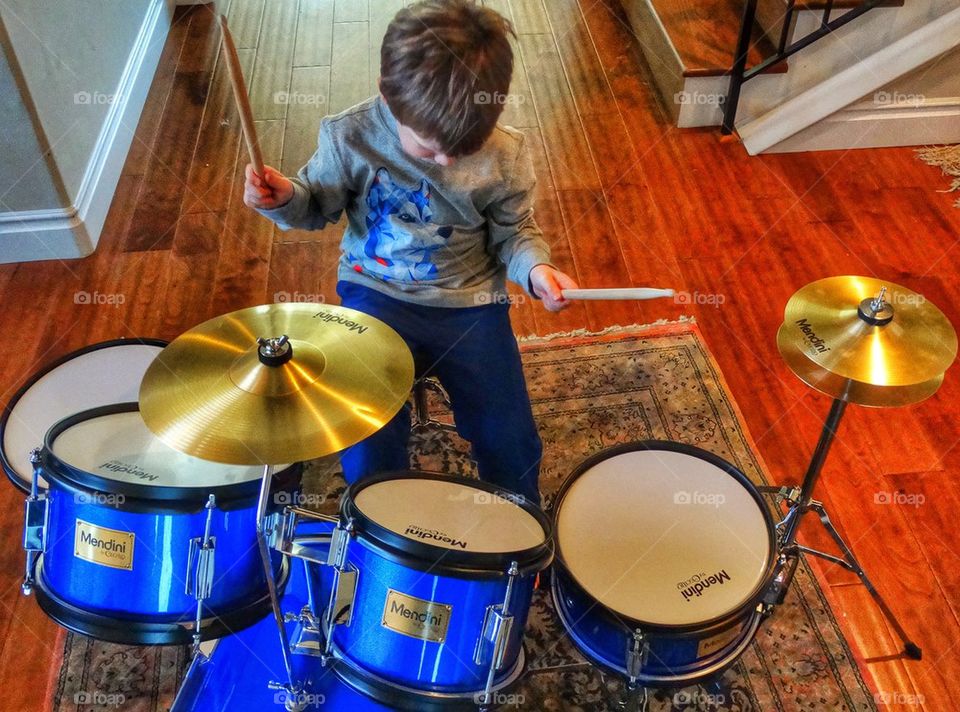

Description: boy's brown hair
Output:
[380,0,515,157]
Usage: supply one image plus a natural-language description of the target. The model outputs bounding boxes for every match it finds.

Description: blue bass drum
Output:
[172,521,389,712]
[325,472,553,707]
[551,442,777,687]
[24,403,301,645]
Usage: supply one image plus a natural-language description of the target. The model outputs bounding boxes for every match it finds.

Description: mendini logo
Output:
[679,569,732,602]
[313,310,368,334]
[796,318,830,354]
[405,525,467,549]
[99,460,159,482]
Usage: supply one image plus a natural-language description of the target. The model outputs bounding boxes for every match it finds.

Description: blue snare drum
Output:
[551,442,777,687]
[23,403,301,645]
[324,472,553,706]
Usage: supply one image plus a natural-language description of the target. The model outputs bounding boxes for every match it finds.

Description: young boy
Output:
[243,0,578,504]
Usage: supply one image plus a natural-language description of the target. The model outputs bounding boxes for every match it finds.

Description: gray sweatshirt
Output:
[259,97,552,308]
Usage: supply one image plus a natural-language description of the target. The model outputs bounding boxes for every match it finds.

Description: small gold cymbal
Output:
[139,303,415,465]
[779,276,956,397]
[777,324,945,407]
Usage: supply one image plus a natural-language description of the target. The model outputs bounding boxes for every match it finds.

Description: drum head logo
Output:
[404,524,468,549]
[382,589,452,643]
[677,569,731,602]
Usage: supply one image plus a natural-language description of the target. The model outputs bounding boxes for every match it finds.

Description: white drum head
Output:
[51,410,272,489]
[1,341,165,490]
[354,478,547,554]
[557,448,772,626]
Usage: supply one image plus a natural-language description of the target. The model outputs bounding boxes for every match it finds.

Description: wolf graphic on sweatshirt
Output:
[346,168,455,283]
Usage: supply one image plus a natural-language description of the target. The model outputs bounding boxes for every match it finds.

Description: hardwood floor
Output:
[1,1,957,709]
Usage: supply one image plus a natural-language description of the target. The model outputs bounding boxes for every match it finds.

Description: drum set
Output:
[0,276,954,710]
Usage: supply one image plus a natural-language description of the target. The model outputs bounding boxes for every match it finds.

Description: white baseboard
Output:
[0,0,174,264]
[765,97,960,153]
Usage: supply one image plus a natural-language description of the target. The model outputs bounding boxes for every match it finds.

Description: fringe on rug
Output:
[517,316,696,343]
[917,145,960,207]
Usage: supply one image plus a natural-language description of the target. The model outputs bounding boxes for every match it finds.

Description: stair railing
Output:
[722,0,882,133]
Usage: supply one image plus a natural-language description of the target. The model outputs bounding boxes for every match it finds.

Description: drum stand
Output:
[253,464,309,712]
[758,397,922,660]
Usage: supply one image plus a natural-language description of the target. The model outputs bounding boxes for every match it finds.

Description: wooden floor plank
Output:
[517,32,602,192]
[248,0,299,121]
[281,66,331,174]
[294,0,335,67]
[328,22,372,113]
[226,0,265,49]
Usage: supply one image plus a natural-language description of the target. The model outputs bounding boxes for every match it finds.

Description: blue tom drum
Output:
[23,402,301,645]
[324,472,553,706]
[551,441,777,687]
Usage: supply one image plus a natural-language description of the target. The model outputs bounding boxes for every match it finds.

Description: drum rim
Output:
[0,337,168,493]
[42,402,301,509]
[342,471,554,576]
[551,440,778,633]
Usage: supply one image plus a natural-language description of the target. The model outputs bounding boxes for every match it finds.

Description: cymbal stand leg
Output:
[761,398,922,660]
[255,464,307,711]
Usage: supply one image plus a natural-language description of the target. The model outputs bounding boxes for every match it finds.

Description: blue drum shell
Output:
[40,482,276,620]
[332,537,536,693]
[552,564,760,685]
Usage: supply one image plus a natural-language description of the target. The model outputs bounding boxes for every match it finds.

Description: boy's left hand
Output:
[530,265,579,312]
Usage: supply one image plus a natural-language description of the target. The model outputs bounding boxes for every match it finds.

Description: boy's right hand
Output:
[243,164,294,210]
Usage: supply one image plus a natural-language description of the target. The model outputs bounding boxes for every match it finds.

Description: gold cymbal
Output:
[779,276,956,391]
[139,304,415,465]
[777,324,945,407]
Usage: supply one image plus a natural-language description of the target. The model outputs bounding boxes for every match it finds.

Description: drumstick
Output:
[562,288,676,301]
[218,15,264,177]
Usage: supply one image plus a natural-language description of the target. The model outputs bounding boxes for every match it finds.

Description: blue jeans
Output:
[337,281,542,504]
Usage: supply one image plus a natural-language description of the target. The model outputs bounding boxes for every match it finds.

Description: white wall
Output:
[0,0,174,262]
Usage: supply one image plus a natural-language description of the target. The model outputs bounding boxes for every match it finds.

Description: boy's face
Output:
[396,122,457,167]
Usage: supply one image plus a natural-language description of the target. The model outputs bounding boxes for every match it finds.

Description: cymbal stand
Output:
[758,396,922,660]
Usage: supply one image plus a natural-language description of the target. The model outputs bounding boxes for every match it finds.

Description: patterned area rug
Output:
[51,323,877,711]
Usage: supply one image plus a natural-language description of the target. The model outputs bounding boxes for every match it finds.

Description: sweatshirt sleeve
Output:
[258,118,350,231]
[486,135,554,295]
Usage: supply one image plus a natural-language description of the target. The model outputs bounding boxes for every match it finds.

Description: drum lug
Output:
[473,605,515,669]
[21,449,48,596]
[325,564,358,630]
[186,495,218,654]
[265,509,296,553]
[327,520,352,569]
[625,629,648,684]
